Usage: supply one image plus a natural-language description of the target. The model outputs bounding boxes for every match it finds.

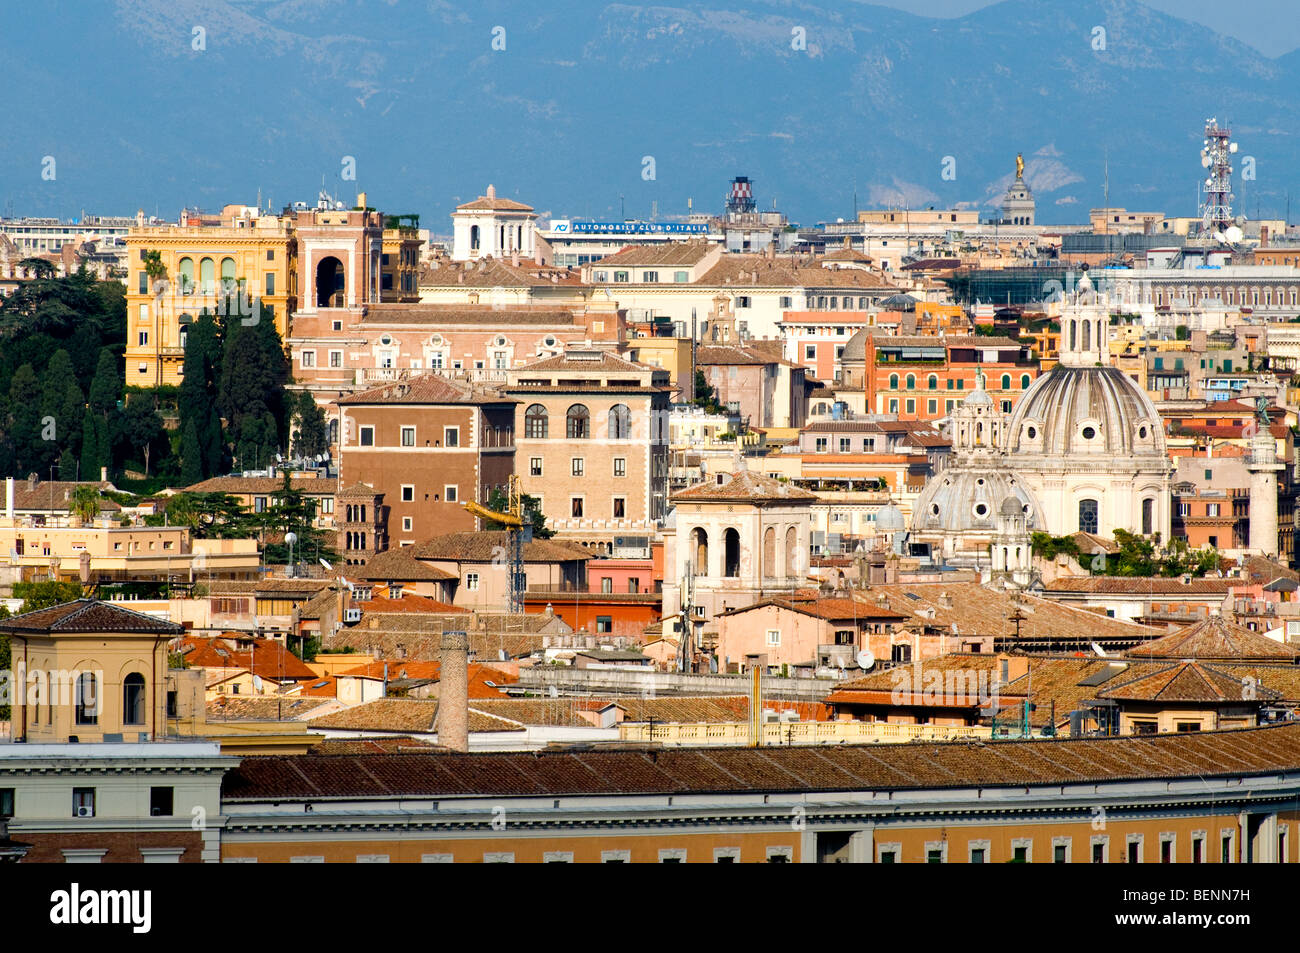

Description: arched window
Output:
[1021,374,1031,389]
[470,225,480,251]
[763,527,776,575]
[1078,498,1099,534]
[724,528,741,578]
[927,375,938,390]
[1001,374,1011,390]
[178,257,195,294]
[123,673,146,726]
[690,528,709,574]
[608,404,631,439]
[905,374,915,390]
[785,526,799,576]
[220,256,236,292]
[199,257,215,294]
[889,374,899,389]
[566,404,590,439]
[1082,319,1091,351]
[1142,498,1154,536]
[524,404,548,439]
[75,673,99,726]
[1069,319,1077,352]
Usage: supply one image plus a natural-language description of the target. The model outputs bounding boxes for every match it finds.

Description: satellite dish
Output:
[319,557,333,571]
[1224,225,1244,243]
[856,649,876,670]
[252,674,264,693]
[1090,642,1108,658]
[275,453,283,462]
[1201,156,1212,168]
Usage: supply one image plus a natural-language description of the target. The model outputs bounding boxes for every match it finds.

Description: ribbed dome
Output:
[911,467,1039,533]
[1005,365,1165,457]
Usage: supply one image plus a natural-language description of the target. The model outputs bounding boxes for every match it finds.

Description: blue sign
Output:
[571,221,710,235]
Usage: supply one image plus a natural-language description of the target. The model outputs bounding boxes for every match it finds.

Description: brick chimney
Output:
[437,630,470,752]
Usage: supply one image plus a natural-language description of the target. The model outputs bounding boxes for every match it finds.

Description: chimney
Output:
[938,591,952,608]
[27,473,38,492]
[1261,225,1269,247]
[357,191,367,210]
[437,630,470,752]
[100,467,108,482]
[486,184,496,200]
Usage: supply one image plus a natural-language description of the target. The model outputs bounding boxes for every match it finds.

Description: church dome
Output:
[911,467,1039,534]
[1005,364,1165,457]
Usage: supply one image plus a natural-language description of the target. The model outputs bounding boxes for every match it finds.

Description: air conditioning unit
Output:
[76,806,93,818]
[344,608,362,623]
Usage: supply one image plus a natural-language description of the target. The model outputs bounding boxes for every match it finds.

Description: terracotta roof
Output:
[672,470,817,503]
[176,635,318,681]
[182,476,337,495]
[418,260,582,289]
[204,696,333,721]
[5,479,121,512]
[359,304,582,325]
[308,698,524,733]
[591,244,716,267]
[1125,614,1300,662]
[337,659,515,699]
[1097,661,1279,703]
[1045,577,1234,596]
[337,373,509,406]
[0,599,182,635]
[455,194,535,212]
[358,592,467,615]
[718,597,909,623]
[696,256,897,290]
[856,582,1159,646]
[514,350,649,374]
[222,722,1300,800]
[414,531,592,564]
[355,548,458,582]
[695,345,792,367]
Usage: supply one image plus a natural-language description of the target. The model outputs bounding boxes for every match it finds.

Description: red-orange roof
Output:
[176,635,318,681]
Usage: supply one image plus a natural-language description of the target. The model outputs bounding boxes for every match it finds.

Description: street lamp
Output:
[285,531,297,577]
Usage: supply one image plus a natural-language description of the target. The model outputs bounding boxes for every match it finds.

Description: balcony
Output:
[355,367,410,385]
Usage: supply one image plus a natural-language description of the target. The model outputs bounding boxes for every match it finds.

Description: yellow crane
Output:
[462,474,527,612]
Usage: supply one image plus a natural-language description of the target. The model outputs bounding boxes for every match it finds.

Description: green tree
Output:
[178,312,225,480]
[68,484,102,521]
[219,311,288,469]
[292,390,328,459]
[13,580,83,612]
[116,395,166,476]
[482,486,553,539]
[691,369,723,414]
[179,421,204,484]
[256,473,338,565]
[88,348,122,416]
[8,363,43,475]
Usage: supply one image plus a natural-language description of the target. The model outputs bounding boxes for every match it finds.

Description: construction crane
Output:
[462,474,529,613]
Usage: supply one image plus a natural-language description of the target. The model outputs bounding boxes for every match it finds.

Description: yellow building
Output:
[124,205,298,387]
[381,221,422,303]
[1,599,183,743]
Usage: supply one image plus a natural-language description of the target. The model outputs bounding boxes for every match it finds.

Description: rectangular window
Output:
[643,271,658,283]
[571,498,584,518]
[0,788,13,817]
[805,344,817,360]
[73,788,96,818]
[329,350,343,368]
[613,498,626,519]
[401,485,414,502]
[766,629,780,646]
[138,330,149,346]
[466,572,479,591]
[530,457,543,476]
[444,485,457,502]
[613,458,626,477]
[266,249,275,261]
[839,438,851,452]
[571,458,584,477]
[444,427,459,447]
[359,426,374,447]
[970,848,985,863]
[596,616,612,633]
[265,272,275,295]
[601,577,613,594]
[401,426,415,447]
[780,296,792,309]
[402,516,413,532]
[301,350,316,368]
[1222,833,1233,863]
[674,271,689,283]
[815,438,828,452]
[150,787,174,817]
[139,271,149,294]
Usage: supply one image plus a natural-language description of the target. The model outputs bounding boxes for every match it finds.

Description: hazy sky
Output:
[869,0,1300,57]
